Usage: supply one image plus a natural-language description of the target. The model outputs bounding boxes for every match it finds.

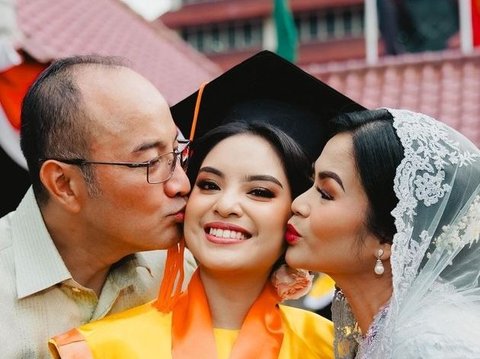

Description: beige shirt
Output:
[0,188,196,359]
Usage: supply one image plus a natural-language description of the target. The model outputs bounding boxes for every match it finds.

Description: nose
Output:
[291,189,310,217]
[164,163,191,197]
[213,190,243,218]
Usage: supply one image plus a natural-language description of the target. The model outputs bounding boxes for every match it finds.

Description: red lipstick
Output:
[285,224,300,244]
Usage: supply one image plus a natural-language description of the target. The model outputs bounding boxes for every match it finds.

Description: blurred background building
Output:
[1,0,480,224]
[161,0,463,69]
[159,0,480,150]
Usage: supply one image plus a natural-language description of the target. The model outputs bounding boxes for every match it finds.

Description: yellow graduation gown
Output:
[50,301,333,359]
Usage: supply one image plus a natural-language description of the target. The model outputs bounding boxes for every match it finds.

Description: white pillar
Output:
[263,17,276,51]
[459,0,474,54]
[364,0,379,65]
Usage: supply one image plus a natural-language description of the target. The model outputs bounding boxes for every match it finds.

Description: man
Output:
[0,55,196,358]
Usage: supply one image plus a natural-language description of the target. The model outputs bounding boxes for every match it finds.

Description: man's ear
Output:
[39,160,83,212]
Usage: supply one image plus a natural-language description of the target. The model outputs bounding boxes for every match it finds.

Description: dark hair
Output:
[186,121,312,199]
[20,55,127,206]
[330,108,404,244]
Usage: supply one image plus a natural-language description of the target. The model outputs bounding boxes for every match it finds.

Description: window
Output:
[180,19,263,54]
[177,4,364,54]
[295,5,364,43]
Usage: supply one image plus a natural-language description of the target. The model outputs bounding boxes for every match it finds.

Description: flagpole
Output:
[364,0,379,65]
[459,0,474,54]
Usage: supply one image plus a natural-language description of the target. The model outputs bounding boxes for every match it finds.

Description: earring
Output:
[374,248,384,275]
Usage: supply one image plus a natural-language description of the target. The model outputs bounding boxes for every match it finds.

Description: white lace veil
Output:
[333,109,480,358]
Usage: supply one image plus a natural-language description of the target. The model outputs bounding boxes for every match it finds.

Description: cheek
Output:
[308,206,333,242]
[184,205,200,235]
[309,204,366,245]
[184,192,212,243]
[183,217,202,257]
[101,182,157,213]
[262,202,291,242]
[185,190,208,218]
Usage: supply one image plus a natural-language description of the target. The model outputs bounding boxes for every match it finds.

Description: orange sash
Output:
[170,270,284,359]
[49,328,93,359]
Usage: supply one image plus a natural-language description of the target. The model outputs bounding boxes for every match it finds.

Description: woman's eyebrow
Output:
[198,168,283,188]
[245,175,283,188]
[198,166,223,177]
[318,171,345,192]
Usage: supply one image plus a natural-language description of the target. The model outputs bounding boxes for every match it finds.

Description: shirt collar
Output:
[13,188,71,299]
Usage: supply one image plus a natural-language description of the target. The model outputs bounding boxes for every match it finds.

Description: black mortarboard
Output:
[171,50,365,161]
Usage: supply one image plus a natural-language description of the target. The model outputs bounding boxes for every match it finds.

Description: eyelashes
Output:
[195,179,276,199]
[316,186,333,200]
[196,179,219,191]
[248,188,275,198]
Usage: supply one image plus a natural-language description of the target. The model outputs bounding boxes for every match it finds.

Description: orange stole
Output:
[170,271,283,359]
[49,328,93,359]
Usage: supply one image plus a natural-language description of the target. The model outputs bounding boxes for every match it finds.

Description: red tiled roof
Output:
[15,0,221,105]
[305,49,480,147]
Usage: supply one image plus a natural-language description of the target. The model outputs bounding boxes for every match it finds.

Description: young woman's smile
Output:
[184,133,292,273]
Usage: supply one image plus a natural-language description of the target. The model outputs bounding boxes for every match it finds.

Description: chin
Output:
[285,249,304,269]
[200,259,242,273]
[285,249,297,268]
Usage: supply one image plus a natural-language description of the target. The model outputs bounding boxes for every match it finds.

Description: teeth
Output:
[209,227,246,240]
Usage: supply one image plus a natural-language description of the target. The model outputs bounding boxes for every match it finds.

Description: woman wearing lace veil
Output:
[286,108,480,358]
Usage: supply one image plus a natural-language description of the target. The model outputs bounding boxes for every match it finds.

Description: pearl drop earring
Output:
[374,248,385,275]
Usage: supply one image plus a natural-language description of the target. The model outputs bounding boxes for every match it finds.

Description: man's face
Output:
[76,67,191,256]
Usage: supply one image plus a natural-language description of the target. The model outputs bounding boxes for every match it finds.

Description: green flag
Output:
[273,0,298,63]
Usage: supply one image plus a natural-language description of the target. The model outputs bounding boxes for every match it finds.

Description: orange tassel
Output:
[189,81,208,141]
[154,240,186,312]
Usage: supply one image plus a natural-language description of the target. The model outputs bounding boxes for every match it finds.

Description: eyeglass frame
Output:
[40,139,190,184]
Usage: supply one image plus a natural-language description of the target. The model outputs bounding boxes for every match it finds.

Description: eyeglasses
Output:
[43,140,190,184]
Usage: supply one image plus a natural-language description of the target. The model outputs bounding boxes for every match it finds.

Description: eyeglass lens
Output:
[147,153,175,184]
[147,147,189,184]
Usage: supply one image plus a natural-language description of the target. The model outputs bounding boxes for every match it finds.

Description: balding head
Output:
[20,55,151,204]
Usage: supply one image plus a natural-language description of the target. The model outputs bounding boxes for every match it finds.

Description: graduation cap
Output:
[171,50,365,161]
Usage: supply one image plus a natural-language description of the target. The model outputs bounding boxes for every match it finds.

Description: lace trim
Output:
[332,289,391,359]
[389,108,479,300]
[355,304,389,359]
[430,195,480,257]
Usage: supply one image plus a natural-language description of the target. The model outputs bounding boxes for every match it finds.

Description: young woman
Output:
[50,121,334,358]
[286,108,480,358]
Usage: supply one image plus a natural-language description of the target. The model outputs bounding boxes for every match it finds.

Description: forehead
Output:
[77,66,167,114]
[77,67,177,155]
[315,133,357,179]
[202,134,287,176]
